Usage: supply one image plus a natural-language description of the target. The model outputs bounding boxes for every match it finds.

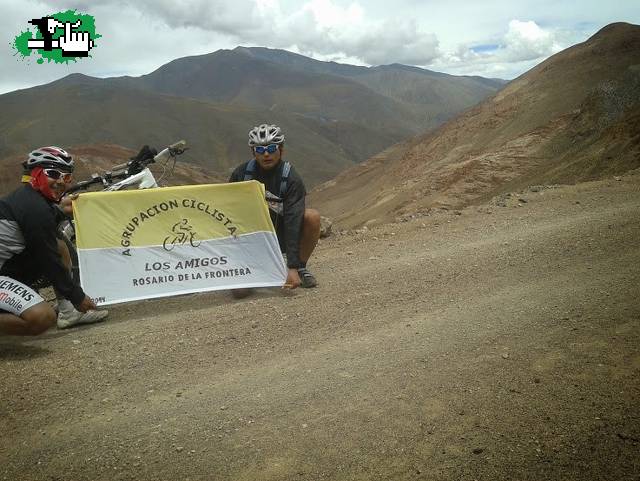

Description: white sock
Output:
[57,298,77,315]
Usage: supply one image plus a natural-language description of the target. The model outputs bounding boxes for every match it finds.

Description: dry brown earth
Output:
[2,171,639,480]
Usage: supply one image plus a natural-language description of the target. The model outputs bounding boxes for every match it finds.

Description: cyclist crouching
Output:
[0,147,108,336]
[229,124,321,295]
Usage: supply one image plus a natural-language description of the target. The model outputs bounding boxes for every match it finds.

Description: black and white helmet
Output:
[248,124,285,146]
[25,146,74,171]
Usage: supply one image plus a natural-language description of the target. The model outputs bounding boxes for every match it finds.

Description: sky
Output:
[1,0,639,94]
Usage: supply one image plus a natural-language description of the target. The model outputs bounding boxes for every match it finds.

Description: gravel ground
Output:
[1,173,639,481]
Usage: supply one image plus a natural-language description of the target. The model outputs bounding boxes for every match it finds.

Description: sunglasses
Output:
[254,144,279,155]
[43,168,73,182]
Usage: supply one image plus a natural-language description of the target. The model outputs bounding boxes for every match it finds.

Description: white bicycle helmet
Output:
[25,146,74,171]
[248,124,285,146]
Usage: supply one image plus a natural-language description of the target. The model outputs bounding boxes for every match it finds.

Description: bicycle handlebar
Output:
[109,140,187,171]
[67,140,188,193]
[153,140,188,165]
[67,170,129,193]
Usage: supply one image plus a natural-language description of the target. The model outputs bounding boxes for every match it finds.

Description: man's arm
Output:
[18,200,85,306]
[282,171,306,269]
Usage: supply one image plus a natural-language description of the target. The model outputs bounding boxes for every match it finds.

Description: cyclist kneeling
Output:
[229,124,320,293]
[0,147,108,336]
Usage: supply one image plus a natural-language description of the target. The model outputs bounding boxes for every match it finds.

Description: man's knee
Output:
[21,302,56,335]
[304,208,321,228]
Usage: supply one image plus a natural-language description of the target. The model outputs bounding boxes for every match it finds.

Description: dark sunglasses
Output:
[43,168,73,182]
[254,144,279,155]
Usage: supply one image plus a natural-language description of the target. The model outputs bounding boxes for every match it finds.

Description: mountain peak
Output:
[36,73,104,90]
[57,73,100,83]
[593,21,638,38]
[582,22,640,53]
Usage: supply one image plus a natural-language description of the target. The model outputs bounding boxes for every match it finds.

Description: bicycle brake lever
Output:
[168,140,188,157]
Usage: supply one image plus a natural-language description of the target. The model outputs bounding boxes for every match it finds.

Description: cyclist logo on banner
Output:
[13,10,99,64]
[163,219,201,251]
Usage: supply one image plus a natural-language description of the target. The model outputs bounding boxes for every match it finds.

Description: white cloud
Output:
[305,0,364,29]
[100,0,441,66]
[0,1,236,93]
[1,0,639,93]
[431,19,567,79]
[273,5,439,65]
[289,0,436,64]
[502,19,562,62]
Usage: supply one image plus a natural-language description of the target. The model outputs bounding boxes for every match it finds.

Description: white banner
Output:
[73,182,287,305]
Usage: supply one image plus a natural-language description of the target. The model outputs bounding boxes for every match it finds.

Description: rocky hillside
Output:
[310,22,640,227]
[0,49,503,189]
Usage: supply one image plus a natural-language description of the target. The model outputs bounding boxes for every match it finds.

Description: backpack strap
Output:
[244,159,290,198]
[243,159,256,181]
[279,161,291,198]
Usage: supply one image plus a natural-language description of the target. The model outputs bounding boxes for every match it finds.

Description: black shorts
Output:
[0,248,42,286]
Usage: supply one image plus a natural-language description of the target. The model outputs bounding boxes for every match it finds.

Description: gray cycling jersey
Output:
[0,219,25,269]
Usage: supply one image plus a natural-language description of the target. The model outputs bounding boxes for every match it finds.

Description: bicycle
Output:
[59,140,188,283]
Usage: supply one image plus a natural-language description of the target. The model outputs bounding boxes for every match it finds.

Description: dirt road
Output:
[2,173,639,481]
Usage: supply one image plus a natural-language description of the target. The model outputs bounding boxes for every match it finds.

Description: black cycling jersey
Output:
[0,184,85,306]
[229,159,306,269]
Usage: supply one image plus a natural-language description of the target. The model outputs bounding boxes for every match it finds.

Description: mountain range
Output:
[0,48,502,192]
[5,23,636,226]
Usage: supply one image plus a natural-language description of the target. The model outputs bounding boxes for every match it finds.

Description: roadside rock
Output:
[320,216,333,238]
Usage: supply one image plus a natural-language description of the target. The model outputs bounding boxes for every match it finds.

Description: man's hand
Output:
[76,295,98,312]
[283,268,301,289]
[59,193,78,216]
